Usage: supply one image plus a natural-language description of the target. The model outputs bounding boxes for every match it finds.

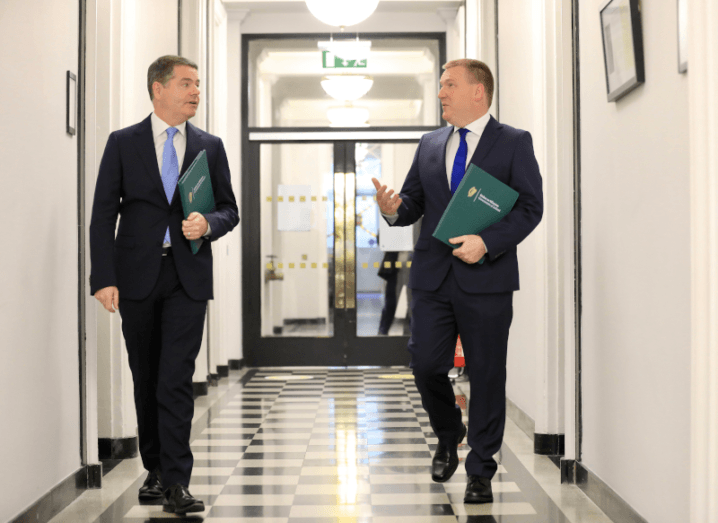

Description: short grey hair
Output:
[147,55,198,101]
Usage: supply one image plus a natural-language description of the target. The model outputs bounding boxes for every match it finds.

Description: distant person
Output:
[377,251,411,335]
[372,58,543,504]
[89,55,239,514]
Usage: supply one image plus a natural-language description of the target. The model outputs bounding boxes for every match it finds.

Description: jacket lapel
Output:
[437,126,454,203]
[469,115,501,167]
[173,121,202,206]
[133,115,166,199]
[181,121,202,176]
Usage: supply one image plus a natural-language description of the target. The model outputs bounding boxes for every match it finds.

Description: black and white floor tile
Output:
[50,368,615,523]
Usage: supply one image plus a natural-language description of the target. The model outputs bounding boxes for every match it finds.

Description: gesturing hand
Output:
[182,212,208,241]
[95,286,119,313]
[449,235,487,264]
[371,177,403,216]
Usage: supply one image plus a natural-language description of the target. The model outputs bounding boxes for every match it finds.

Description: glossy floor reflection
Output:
[50,367,615,523]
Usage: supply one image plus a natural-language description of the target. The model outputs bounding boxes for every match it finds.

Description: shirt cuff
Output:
[381,212,399,225]
[204,221,212,238]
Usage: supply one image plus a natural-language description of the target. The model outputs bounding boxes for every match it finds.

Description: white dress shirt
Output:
[382,111,492,240]
[443,111,491,186]
[150,112,210,246]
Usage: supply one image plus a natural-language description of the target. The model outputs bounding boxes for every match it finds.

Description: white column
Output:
[532,0,575,454]
[225,8,247,364]
[689,1,718,521]
[181,0,208,131]
[207,0,229,377]
[94,0,139,446]
[465,0,480,60]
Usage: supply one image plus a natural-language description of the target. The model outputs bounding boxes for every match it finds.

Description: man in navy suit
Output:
[90,55,239,514]
[372,58,543,503]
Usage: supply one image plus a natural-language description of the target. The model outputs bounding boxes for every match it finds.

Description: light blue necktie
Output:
[450,128,470,194]
[162,127,179,244]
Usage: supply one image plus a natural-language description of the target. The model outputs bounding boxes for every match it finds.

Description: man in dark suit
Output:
[372,58,543,504]
[90,55,239,514]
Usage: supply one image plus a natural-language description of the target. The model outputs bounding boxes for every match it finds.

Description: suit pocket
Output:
[114,235,135,249]
[414,238,430,251]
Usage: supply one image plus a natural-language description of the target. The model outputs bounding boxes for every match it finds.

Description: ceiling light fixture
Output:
[321,75,373,101]
[327,105,370,127]
[305,0,380,28]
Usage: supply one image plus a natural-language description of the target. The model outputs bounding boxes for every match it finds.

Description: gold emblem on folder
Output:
[189,192,193,203]
[468,187,477,197]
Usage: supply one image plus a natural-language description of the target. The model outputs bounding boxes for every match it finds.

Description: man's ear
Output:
[474,82,485,103]
[153,81,163,100]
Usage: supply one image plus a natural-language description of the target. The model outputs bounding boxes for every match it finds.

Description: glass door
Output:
[242,140,418,367]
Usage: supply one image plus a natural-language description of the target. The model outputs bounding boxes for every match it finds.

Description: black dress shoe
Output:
[464,475,493,504]
[431,423,467,482]
[138,469,163,500]
[163,484,205,514]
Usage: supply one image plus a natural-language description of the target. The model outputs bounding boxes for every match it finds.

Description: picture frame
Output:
[677,0,687,73]
[599,0,645,102]
[66,70,76,136]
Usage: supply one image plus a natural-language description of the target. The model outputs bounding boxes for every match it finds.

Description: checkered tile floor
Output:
[93,368,575,522]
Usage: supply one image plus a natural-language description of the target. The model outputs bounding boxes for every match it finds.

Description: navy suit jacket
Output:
[390,116,543,294]
[89,114,239,301]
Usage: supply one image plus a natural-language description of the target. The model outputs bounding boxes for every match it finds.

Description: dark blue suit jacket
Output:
[390,116,543,294]
[89,114,239,301]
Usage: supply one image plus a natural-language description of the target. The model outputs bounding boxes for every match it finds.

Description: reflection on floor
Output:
[50,368,615,523]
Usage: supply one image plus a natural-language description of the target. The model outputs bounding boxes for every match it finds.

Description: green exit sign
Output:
[322,51,367,69]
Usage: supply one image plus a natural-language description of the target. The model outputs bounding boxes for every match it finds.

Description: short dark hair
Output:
[147,55,198,101]
[443,58,494,108]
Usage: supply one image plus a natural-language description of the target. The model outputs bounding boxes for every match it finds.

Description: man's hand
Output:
[182,212,208,240]
[449,235,487,264]
[372,177,403,216]
[95,286,119,313]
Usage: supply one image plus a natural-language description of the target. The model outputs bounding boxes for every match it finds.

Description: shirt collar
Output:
[151,112,187,139]
[452,111,491,136]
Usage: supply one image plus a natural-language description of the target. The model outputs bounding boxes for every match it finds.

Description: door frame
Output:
[242,133,430,367]
[240,32,447,366]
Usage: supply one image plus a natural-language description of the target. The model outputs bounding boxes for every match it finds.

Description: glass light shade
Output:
[321,75,373,101]
[327,106,370,127]
[305,0,380,27]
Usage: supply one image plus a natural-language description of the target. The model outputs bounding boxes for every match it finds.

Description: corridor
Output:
[51,368,612,522]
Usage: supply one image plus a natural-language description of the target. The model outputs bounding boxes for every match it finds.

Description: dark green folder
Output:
[432,164,519,264]
[178,150,215,254]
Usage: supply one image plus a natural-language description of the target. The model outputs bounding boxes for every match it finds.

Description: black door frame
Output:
[240,32,446,367]
[243,136,429,367]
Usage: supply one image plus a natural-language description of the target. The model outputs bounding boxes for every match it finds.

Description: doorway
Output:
[243,136,424,366]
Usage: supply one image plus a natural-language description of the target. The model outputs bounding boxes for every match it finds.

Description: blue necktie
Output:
[162,127,179,244]
[450,128,470,194]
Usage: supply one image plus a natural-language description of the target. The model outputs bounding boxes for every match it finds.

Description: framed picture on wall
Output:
[599,0,645,102]
[678,0,687,73]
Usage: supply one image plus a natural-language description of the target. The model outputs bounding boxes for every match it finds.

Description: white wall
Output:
[497,0,545,425]
[579,1,690,522]
[0,0,81,521]
[91,0,179,442]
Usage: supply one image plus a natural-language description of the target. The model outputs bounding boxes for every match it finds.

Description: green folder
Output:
[432,164,519,264]
[178,150,215,254]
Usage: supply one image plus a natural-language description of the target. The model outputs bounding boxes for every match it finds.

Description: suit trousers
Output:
[119,254,207,488]
[408,266,513,479]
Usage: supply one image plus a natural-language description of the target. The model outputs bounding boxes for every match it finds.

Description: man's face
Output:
[438,66,482,127]
[153,65,200,124]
